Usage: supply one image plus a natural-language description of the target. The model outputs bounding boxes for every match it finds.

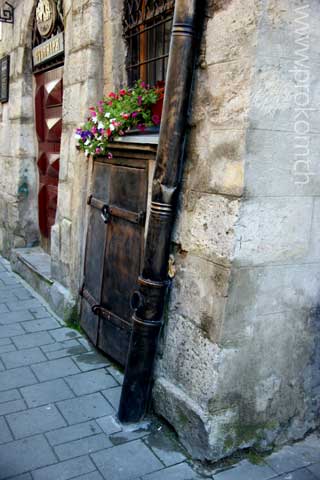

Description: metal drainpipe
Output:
[118,0,204,423]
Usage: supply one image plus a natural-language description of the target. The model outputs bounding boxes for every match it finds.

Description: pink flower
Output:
[95,147,101,154]
[122,113,130,120]
[119,89,126,96]
[140,81,146,88]
[137,123,146,132]
[137,96,142,106]
[91,126,97,134]
[152,114,160,125]
[107,152,113,159]
[108,92,116,99]
[131,112,138,118]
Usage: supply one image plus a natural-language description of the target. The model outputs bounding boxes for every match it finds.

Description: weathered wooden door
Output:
[35,67,63,241]
[80,146,155,366]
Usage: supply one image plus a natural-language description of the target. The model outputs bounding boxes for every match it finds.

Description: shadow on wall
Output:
[211,0,233,14]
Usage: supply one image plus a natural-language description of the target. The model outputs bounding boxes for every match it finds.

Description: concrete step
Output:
[10,247,76,322]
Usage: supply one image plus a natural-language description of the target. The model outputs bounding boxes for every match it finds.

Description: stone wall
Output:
[1,0,319,463]
[0,0,38,255]
[51,0,126,293]
[154,0,320,461]
[50,0,105,291]
[0,0,126,295]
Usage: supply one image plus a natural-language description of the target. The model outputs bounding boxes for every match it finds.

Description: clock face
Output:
[36,0,57,38]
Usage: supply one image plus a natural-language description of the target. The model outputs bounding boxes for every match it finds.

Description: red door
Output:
[35,67,63,240]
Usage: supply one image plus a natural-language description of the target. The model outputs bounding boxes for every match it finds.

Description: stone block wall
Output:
[51,0,126,293]
[0,0,126,295]
[50,0,105,291]
[154,0,320,461]
[1,0,319,464]
[0,0,38,255]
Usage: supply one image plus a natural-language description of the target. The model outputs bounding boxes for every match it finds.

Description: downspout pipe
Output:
[118,0,204,423]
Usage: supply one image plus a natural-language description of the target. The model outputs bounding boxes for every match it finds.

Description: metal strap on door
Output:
[79,153,151,367]
[87,195,145,226]
[80,285,132,329]
[80,191,146,334]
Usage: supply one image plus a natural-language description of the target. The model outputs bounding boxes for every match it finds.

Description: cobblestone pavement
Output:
[0,255,319,479]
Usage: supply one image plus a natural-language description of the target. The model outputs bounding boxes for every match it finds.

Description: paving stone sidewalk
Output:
[0,255,319,480]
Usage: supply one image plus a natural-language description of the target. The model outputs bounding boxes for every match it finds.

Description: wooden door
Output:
[35,67,63,241]
[80,148,152,366]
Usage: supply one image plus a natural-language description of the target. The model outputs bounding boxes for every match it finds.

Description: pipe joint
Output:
[130,290,145,311]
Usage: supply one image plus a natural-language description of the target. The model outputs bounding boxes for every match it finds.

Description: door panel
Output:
[80,155,148,366]
[35,67,63,240]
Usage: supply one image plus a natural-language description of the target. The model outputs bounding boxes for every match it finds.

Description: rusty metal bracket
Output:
[88,194,146,225]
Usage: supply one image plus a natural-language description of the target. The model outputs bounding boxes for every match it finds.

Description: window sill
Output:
[114,134,159,145]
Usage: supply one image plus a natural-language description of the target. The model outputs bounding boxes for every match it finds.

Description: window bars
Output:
[124,0,175,86]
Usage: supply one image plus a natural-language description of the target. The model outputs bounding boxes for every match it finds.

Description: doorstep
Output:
[10,247,76,322]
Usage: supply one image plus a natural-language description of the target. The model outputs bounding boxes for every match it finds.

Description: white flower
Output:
[85,150,89,157]
[105,112,111,118]
[98,121,104,130]
[109,124,115,132]
[84,139,91,146]
[75,134,81,140]
[92,115,98,124]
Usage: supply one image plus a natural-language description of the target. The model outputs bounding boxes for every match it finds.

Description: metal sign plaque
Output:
[32,32,64,67]
[36,0,57,37]
[0,55,10,103]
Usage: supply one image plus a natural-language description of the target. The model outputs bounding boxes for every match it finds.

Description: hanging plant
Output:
[75,80,161,158]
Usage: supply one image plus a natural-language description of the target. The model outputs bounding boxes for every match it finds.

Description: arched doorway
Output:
[32,0,64,251]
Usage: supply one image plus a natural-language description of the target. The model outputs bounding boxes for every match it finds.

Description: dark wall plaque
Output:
[0,56,10,103]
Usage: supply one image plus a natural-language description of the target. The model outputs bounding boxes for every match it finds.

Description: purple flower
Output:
[131,111,138,118]
[81,130,93,141]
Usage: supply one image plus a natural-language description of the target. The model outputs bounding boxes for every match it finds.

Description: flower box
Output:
[75,81,162,158]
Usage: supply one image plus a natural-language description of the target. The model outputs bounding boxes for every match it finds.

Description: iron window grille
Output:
[123,0,175,86]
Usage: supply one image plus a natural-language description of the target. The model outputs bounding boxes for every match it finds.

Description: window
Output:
[124,0,175,86]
